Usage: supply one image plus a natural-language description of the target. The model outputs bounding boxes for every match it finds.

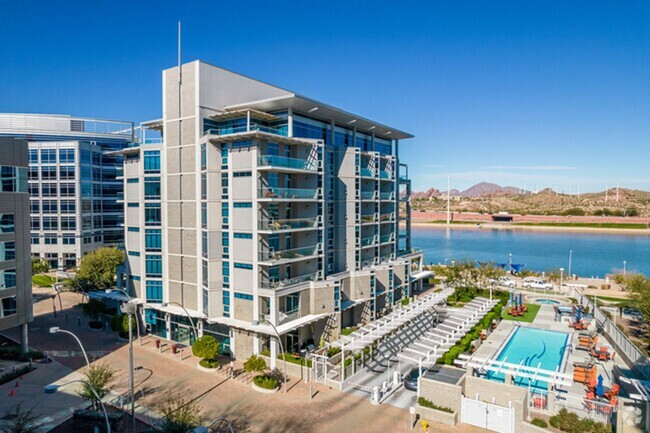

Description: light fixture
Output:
[49,327,60,334]
[369,126,376,130]
[308,107,319,113]
[347,119,357,125]
[386,131,392,135]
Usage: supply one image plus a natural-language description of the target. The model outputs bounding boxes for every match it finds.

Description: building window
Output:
[59,148,75,163]
[201,143,207,170]
[233,202,252,208]
[201,203,207,229]
[128,227,140,232]
[62,235,75,245]
[31,236,40,245]
[146,281,163,303]
[29,149,38,163]
[0,269,16,289]
[222,290,230,317]
[202,232,208,258]
[202,260,208,287]
[145,255,162,278]
[221,203,229,227]
[145,203,161,226]
[234,263,253,270]
[1,296,17,317]
[127,202,139,207]
[127,178,139,183]
[145,229,162,251]
[222,261,229,288]
[144,177,161,200]
[232,140,252,149]
[0,215,14,233]
[201,173,207,200]
[60,200,75,213]
[144,151,161,173]
[128,251,141,256]
[222,232,229,258]
[0,166,27,192]
[40,149,56,163]
[0,242,15,261]
[42,216,58,230]
[233,233,252,239]
[44,236,57,245]
[60,217,76,230]
[234,292,253,301]
[233,171,252,177]
[202,288,209,315]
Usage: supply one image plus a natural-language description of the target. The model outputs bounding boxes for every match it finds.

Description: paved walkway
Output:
[2,287,470,433]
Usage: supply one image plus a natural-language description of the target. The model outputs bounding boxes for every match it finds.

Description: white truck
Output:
[523,278,553,290]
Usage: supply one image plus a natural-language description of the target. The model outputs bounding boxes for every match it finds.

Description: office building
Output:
[117,61,425,364]
[0,137,31,351]
[0,114,134,269]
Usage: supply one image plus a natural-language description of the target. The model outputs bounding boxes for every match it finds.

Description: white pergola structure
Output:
[328,288,453,380]
[454,354,574,387]
[397,297,498,372]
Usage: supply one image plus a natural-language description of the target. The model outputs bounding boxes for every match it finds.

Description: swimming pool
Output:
[487,327,569,389]
[536,299,560,305]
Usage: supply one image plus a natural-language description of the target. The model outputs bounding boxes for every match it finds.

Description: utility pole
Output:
[446,176,451,225]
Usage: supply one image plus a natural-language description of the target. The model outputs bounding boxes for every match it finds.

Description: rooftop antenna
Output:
[446,176,451,225]
[178,21,182,84]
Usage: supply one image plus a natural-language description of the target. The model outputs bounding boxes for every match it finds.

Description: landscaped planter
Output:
[88,321,103,331]
[416,405,458,426]
[197,359,221,373]
[251,381,279,394]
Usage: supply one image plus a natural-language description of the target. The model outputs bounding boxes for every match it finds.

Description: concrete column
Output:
[270,339,279,369]
[20,323,28,354]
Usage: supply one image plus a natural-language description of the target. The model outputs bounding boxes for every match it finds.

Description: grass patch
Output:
[32,274,55,287]
[501,303,541,323]
[199,358,220,369]
[418,397,454,413]
[341,326,357,336]
[515,222,648,230]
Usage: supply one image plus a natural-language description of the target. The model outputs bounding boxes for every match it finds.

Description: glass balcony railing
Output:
[399,175,409,181]
[380,234,393,243]
[360,168,374,178]
[205,124,289,137]
[360,214,375,223]
[379,171,391,179]
[259,244,321,262]
[279,310,300,325]
[360,258,374,268]
[259,217,319,231]
[360,237,376,247]
[397,248,422,257]
[262,271,320,289]
[115,166,124,177]
[259,187,319,200]
[380,213,394,222]
[116,192,124,201]
[380,192,394,200]
[259,155,318,171]
[360,191,376,200]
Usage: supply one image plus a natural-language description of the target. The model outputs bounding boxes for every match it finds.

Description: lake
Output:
[412,225,650,277]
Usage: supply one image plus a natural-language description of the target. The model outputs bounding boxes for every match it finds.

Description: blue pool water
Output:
[536,299,560,305]
[487,327,569,389]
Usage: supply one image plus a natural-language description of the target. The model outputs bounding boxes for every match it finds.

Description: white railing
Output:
[528,388,616,424]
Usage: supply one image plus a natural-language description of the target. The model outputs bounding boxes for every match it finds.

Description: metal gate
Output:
[461,396,514,433]
[311,353,329,384]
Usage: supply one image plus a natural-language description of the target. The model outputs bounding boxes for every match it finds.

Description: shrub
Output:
[548,409,612,433]
[531,418,548,428]
[401,298,410,306]
[253,375,279,390]
[243,354,267,375]
[0,365,34,386]
[326,347,341,358]
[81,299,106,321]
[417,397,453,413]
[0,346,44,362]
[563,207,585,216]
[199,358,220,369]
[191,335,220,360]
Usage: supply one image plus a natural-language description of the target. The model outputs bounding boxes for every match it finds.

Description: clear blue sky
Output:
[1,1,649,192]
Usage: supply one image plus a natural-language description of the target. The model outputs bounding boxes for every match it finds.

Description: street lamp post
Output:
[160,302,199,341]
[623,260,627,275]
[252,318,288,393]
[106,288,140,433]
[49,327,90,369]
[559,268,564,293]
[194,417,235,433]
[568,250,573,279]
[45,380,112,433]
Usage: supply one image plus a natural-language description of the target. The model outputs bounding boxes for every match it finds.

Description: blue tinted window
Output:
[145,229,162,251]
[233,202,252,208]
[146,280,163,303]
[234,293,253,301]
[144,151,161,173]
[145,255,162,277]
[233,233,252,239]
[234,263,253,270]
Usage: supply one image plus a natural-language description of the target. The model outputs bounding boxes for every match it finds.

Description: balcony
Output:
[360,236,376,247]
[360,168,374,178]
[380,234,393,244]
[279,310,300,325]
[399,175,409,182]
[115,166,124,178]
[360,214,376,224]
[259,217,319,232]
[379,213,395,222]
[380,192,394,200]
[379,171,391,179]
[360,191,376,200]
[261,271,320,289]
[259,244,321,263]
[259,155,318,172]
[259,186,320,200]
[205,124,288,137]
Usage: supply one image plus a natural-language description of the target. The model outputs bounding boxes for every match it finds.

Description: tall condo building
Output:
[0,138,31,351]
[0,114,134,269]
[116,61,425,364]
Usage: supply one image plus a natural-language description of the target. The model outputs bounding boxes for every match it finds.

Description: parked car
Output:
[403,367,420,391]
[523,279,553,290]
[498,276,516,288]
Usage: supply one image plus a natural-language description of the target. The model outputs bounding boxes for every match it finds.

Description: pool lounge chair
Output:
[605,384,620,399]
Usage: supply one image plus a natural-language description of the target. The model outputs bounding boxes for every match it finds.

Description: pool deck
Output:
[474,304,631,400]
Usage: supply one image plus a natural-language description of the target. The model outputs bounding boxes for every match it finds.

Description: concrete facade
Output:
[117,61,425,364]
[0,137,32,350]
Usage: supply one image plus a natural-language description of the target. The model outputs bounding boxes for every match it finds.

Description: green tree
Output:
[1,403,38,433]
[81,299,107,322]
[191,335,220,360]
[158,392,203,433]
[243,354,267,376]
[31,258,49,275]
[78,362,115,410]
[75,247,125,291]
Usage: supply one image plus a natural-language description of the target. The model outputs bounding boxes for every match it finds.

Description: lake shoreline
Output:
[410,221,650,235]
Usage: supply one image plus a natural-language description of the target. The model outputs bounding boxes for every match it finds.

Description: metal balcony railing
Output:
[259,244,320,262]
[259,187,319,200]
[262,271,320,289]
[259,155,318,171]
[205,124,289,137]
[259,217,319,231]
